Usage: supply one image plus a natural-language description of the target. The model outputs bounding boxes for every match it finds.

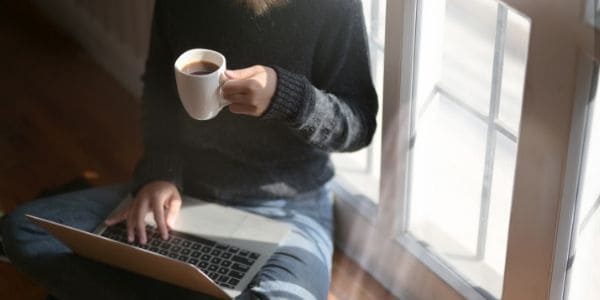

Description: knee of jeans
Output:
[1,208,51,264]
[249,245,331,300]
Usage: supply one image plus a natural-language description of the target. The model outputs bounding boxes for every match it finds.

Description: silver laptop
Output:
[26,195,291,299]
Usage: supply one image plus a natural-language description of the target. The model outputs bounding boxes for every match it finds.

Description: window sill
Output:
[330,178,378,222]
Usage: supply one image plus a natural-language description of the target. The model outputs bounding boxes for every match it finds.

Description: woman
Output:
[2,0,378,299]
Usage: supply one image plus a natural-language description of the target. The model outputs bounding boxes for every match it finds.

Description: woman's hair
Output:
[236,0,288,15]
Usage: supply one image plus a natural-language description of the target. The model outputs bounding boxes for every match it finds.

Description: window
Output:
[565,66,600,299]
[585,0,600,28]
[331,0,386,205]
[332,0,596,299]
[405,0,529,297]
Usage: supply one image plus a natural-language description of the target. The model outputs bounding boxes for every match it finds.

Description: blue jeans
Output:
[2,184,334,300]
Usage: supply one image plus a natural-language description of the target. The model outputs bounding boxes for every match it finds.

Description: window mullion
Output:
[476,3,508,259]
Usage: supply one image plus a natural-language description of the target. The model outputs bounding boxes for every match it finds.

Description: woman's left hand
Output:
[222,65,277,117]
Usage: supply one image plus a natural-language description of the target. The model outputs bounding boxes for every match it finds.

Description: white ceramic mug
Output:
[174,49,230,120]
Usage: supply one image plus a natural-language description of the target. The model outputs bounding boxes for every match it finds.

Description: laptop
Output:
[26,195,291,299]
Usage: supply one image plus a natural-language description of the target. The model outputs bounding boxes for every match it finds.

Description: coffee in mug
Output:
[174,49,230,120]
[182,61,220,76]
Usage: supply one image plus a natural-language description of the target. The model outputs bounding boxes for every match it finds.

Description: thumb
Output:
[225,67,258,80]
[104,209,128,226]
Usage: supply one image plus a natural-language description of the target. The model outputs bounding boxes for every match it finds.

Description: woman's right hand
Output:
[104,180,182,245]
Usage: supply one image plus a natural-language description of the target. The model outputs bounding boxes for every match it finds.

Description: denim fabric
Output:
[1,184,334,300]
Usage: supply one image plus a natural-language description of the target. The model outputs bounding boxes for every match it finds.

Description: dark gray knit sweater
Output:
[133,0,378,201]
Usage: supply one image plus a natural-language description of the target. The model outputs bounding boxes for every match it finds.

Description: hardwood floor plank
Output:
[0,263,46,300]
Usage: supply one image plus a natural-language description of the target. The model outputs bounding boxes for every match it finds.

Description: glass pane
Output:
[407,0,530,298]
[566,71,600,300]
[484,131,517,285]
[409,94,487,255]
[332,0,386,203]
[584,0,600,29]
[498,10,530,135]
[438,0,497,116]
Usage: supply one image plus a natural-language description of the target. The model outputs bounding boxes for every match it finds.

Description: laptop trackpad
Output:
[144,197,290,247]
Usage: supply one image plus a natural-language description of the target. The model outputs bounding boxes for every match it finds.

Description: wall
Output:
[32,0,155,98]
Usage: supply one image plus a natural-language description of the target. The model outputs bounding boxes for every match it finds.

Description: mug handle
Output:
[218,71,231,109]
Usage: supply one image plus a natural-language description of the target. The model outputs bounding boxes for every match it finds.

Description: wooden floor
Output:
[0,1,396,299]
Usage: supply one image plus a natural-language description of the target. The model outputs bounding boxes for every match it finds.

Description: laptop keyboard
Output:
[101,223,261,289]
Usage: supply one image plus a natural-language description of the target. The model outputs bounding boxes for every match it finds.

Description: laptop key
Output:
[218,267,228,275]
[232,263,249,272]
[191,251,201,258]
[232,255,255,266]
[201,254,211,261]
[208,272,219,280]
[182,241,191,247]
[199,261,209,269]
[211,257,221,265]
[228,278,240,286]
[191,243,201,250]
[228,270,245,280]
[172,246,181,253]
[249,252,260,259]
[221,260,232,267]
[208,265,218,271]
[221,252,232,259]
[215,244,228,250]
[198,238,216,247]
[211,249,221,256]
[239,250,249,257]
[201,246,211,253]
[181,249,191,255]
[228,247,240,254]
[189,258,199,265]
[218,275,229,283]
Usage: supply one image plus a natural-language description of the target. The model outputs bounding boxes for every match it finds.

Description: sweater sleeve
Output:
[132,0,184,194]
[261,0,378,152]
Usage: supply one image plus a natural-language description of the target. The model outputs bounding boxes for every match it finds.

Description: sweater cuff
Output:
[261,66,308,124]
[132,154,183,195]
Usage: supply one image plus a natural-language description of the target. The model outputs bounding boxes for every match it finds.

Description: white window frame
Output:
[550,55,598,300]
[333,0,599,299]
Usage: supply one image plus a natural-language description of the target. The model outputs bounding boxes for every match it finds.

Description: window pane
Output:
[406,0,530,298]
[498,10,529,135]
[409,94,487,254]
[485,130,517,279]
[566,72,600,300]
[437,0,497,116]
[331,0,385,203]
